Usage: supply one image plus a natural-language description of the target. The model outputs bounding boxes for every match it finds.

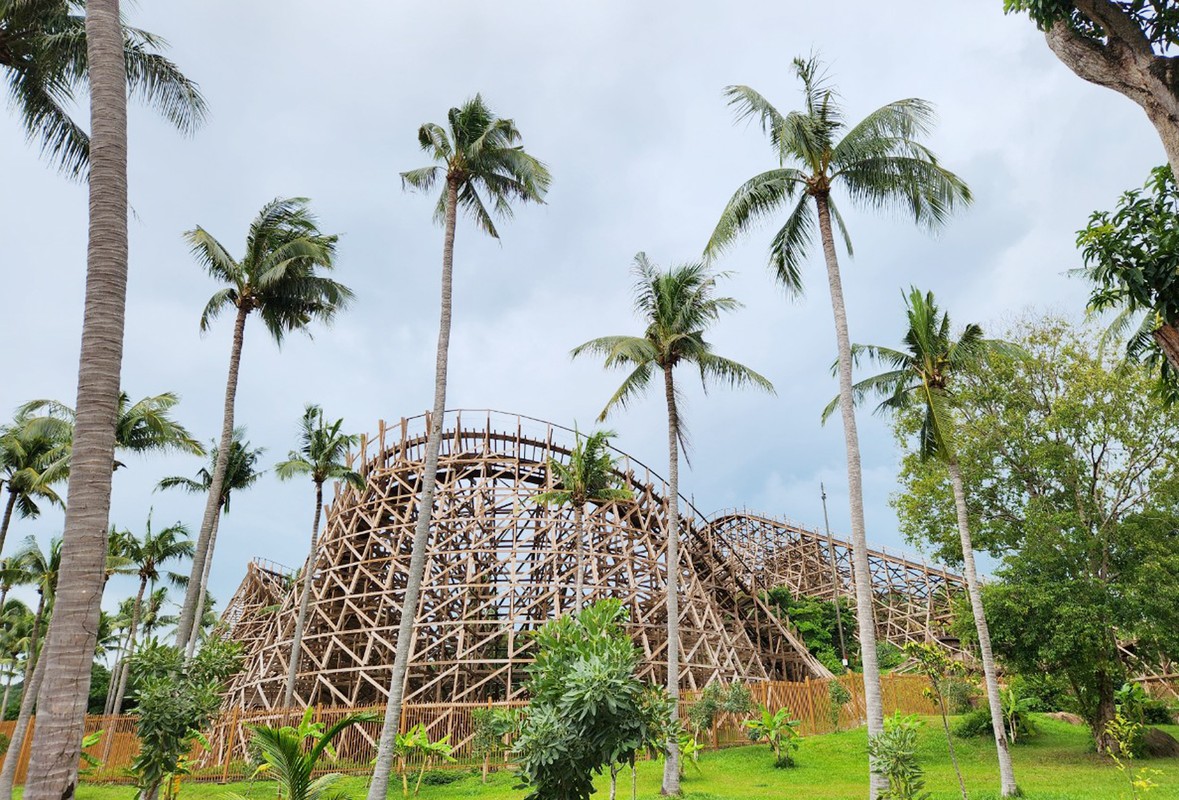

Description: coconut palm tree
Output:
[0,0,205,179]
[275,404,363,707]
[18,4,132,792]
[157,428,264,655]
[366,95,550,800]
[0,412,70,555]
[824,288,1021,794]
[704,55,972,795]
[534,427,633,610]
[572,255,774,794]
[0,600,32,720]
[173,198,352,650]
[106,515,192,716]
[19,391,205,470]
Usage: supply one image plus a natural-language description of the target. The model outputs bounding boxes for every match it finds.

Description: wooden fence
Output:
[0,674,935,785]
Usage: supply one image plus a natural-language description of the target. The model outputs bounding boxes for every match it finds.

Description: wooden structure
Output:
[221,410,964,711]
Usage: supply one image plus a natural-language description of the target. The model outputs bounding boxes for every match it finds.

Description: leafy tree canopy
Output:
[1007,0,1179,52]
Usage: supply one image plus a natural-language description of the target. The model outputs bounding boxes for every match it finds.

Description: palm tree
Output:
[0,534,61,798]
[0,0,205,178]
[106,516,192,717]
[18,6,131,790]
[825,288,1020,794]
[173,198,352,650]
[704,55,971,794]
[366,95,550,800]
[19,391,205,470]
[157,428,264,655]
[534,427,633,610]
[0,600,32,720]
[0,412,69,554]
[572,255,773,795]
[275,404,363,707]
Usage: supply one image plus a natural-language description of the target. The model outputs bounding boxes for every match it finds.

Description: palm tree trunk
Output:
[660,365,681,797]
[24,5,129,789]
[946,457,1017,795]
[0,672,11,721]
[0,492,16,556]
[19,595,45,710]
[814,193,886,798]
[0,649,46,799]
[110,578,146,716]
[284,482,323,707]
[185,507,222,658]
[573,503,585,612]
[176,303,250,648]
[366,177,459,800]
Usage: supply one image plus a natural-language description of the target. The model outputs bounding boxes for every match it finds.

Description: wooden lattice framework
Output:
[221,411,964,711]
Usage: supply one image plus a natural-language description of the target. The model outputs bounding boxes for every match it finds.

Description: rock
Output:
[1044,711,1084,725]
[1143,727,1179,759]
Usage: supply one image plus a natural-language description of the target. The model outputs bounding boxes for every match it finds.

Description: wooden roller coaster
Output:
[220,410,966,711]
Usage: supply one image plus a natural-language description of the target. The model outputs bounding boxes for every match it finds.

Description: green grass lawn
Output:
[57,717,1179,800]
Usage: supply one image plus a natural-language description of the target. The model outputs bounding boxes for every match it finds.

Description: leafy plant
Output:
[677,731,703,776]
[1107,713,1163,800]
[827,681,853,730]
[744,706,801,768]
[904,642,967,799]
[1001,684,1039,744]
[237,709,375,800]
[868,712,931,800]
[471,707,519,783]
[686,680,753,738]
[129,637,241,800]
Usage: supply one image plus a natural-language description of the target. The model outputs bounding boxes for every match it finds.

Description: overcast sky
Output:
[0,1,1163,624]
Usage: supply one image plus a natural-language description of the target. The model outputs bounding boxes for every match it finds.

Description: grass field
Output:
[52,717,1179,800]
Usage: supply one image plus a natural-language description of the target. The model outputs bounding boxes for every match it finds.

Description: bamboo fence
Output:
[0,674,935,786]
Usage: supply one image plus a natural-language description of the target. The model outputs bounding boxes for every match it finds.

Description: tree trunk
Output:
[0,650,46,798]
[0,673,11,721]
[283,482,323,707]
[573,503,585,612]
[610,763,620,800]
[110,577,147,716]
[814,193,886,799]
[660,365,681,796]
[1153,323,1179,372]
[366,177,459,800]
[1091,668,1119,754]
[936,693,968,800]
[175,303,250,648]
[0,492,17,557]
[24,5,129,791]
[18,594,45,711]
[185,507,222,658]
[946,457,1017,795]
[631,761,637,800]
[1044,6,1179,179]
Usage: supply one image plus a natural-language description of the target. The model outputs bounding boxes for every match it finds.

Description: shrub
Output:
[419,769,469,786]
[941,677,979,714]
[0,732,8,757]
[237,709,376,800]
[1001,682,1039,743]
[868,713,930,800]
[953,709,994,739]
[745,706,801,768]
[687,680,753,737]
[1016,672,1073,712]
[827,681,852,729]
[877,643,904,671]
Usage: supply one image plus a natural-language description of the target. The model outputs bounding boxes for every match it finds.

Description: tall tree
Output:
[0,412,69,554]
[173,198,352,649]
[274,404,363,707]
[703,55,971,794]
[0,599,32,720]
[107,516,192,717]
[21,391,205,469]
[534,428,633,610]
[893,316,1179,751]
[1007,0,1179,177]
[157,428,264,655]
[366,94,550,800]
[572,255,773,795]
[0,535,62,798]
[21,1,128,791]
[0,0,205,178]
[825,288,1021,794]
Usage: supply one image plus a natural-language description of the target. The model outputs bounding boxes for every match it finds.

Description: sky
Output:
[0,1,1164,625]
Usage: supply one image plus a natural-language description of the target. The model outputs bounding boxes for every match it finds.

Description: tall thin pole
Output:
[821,482,849,669]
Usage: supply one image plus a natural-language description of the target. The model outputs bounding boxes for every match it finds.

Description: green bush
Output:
[419,769,469,786]
[1142,697,1174,725]
[877,643,904,671]
[953,709,994,739]
[0,732,9,757]
[868,713,930,800]
[941,677,979,715]
[1016,672,1073,712]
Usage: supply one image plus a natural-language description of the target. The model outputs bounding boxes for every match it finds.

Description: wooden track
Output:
[220,410,964,710]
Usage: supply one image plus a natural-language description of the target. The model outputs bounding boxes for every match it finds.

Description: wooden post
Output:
[221,706,241,783]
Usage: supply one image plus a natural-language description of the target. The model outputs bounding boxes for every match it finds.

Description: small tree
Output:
[828,681,852,730]
[868,713,931,800]
[515,600,658,800]
[744,706,801,768]
[686,680,753,740]
[129,638,241,800]
[385,723,453,798]
[1106,713,1162,800]
[903,642,968,800]
[471,707,518,783]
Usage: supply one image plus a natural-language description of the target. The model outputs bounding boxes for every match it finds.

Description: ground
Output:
[51,717,1179,800]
